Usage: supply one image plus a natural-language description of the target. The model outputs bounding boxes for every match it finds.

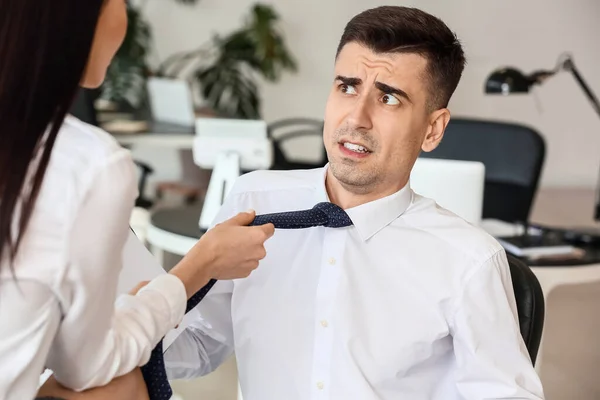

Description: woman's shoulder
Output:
[57,115,127,166]
[45,115,136,210]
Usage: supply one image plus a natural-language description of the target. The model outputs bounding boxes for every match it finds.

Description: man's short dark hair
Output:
[336,6,466,110]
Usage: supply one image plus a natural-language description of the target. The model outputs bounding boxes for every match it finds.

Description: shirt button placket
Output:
[312,229,346,399]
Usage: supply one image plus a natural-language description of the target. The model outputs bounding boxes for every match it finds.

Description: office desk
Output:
[483,187,600,386]
[146,205,202,266]
[530,189,600,382]
[530,187,599,229]
[108,121,195,149]
[520,188,600,397]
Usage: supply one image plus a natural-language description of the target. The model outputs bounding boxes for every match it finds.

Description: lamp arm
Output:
[557,57,600,221]
[561,57,600,119]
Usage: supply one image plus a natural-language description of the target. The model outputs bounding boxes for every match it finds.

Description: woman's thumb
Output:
[225,209,256,226]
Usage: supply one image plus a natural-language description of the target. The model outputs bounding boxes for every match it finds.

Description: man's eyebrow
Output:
[335,75,412,103]
[375,81,411,103]
[335,75,362,86]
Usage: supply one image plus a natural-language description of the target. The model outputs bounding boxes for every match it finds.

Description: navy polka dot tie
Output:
[141,202,353,400]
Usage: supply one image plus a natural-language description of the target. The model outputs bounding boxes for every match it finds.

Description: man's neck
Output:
[325,169,407,210]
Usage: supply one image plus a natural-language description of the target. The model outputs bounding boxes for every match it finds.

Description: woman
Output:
[0,1,274,399]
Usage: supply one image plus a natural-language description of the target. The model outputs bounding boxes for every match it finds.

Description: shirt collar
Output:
[315,164,413,241]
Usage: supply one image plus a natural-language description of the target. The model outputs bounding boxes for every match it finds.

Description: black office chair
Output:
[419,118,546,224]
[507,253,545,364]
[267,118,327,170]
[133,160,154,209]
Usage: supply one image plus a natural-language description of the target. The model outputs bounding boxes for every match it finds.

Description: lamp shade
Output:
[485,67,534,94]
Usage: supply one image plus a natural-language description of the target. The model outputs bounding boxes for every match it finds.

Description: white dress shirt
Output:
[165,166,545,400]
[0,116,186,400]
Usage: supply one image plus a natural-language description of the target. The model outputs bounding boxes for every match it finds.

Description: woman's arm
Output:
[46,149,273,391]
[46,150,186,390]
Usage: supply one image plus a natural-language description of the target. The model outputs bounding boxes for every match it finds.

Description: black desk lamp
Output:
[485,53,600,232]
[485,53,600,116]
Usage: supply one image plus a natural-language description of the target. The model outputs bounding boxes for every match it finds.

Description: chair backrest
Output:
[411,158,485,225]
[267,118,327,170]
[133,160,154,209]
[506,253,545,365]
[419,118,545,224]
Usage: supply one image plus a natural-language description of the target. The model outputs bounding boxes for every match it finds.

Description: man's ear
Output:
[421,108,450,152]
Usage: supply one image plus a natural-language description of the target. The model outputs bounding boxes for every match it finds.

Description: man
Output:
[165,6,545,399]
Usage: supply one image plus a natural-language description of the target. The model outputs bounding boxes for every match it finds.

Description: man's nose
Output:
[346,96,373,132]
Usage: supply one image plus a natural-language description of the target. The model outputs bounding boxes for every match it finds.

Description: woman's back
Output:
[1,115,136,282]
[0,115,139,399]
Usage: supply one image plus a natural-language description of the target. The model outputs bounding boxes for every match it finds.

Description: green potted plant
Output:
[101,2,296,120]
[154,3,297,119]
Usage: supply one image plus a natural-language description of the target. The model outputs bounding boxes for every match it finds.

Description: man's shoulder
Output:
[230,168,324,196]
[405,193,505,266]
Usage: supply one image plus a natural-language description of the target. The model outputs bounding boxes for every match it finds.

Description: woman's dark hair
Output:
[0,0,105,270]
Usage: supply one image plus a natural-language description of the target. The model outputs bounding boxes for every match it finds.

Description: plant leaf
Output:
[196,59,260,119]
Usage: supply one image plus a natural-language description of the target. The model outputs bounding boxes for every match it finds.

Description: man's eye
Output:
[381,94,400,105]
[340,84,357,95]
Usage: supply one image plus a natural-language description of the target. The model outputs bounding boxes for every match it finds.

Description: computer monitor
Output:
[411,157,485,225]
[193,118,273,230]
[147,77,196,127]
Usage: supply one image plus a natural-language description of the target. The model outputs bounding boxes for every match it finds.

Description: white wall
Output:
[132,0,600,190]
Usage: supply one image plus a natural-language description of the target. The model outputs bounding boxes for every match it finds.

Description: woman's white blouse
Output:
[0,116,187,400]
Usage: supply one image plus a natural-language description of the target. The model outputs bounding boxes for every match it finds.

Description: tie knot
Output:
[314,202,353,228]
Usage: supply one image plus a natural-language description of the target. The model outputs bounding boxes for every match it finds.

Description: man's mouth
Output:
[340,141,371,154]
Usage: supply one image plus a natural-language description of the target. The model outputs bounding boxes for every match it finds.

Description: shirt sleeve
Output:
[0,280,61,400]
[450,250,545,399]
[46,149,187,391]
[163,189,244,380]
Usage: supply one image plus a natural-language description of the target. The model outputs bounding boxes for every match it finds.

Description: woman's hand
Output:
[200,210,275,280]
[170,210,275,298]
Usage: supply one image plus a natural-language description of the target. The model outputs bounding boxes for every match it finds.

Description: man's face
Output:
[323,42,448,196]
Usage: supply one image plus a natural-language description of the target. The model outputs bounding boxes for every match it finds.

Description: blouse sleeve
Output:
[46,149,187,391]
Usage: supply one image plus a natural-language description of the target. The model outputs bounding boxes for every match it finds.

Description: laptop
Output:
[147,77,196,127]
[410,157,485,225]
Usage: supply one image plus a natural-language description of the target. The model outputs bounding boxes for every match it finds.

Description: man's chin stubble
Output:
[330,163,380,195]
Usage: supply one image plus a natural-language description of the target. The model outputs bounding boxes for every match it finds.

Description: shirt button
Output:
[317,381,324,390]
[328,257,336,265]
[320,320,329,328]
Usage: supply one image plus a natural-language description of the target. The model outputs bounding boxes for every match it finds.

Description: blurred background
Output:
[98,0,600,193]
